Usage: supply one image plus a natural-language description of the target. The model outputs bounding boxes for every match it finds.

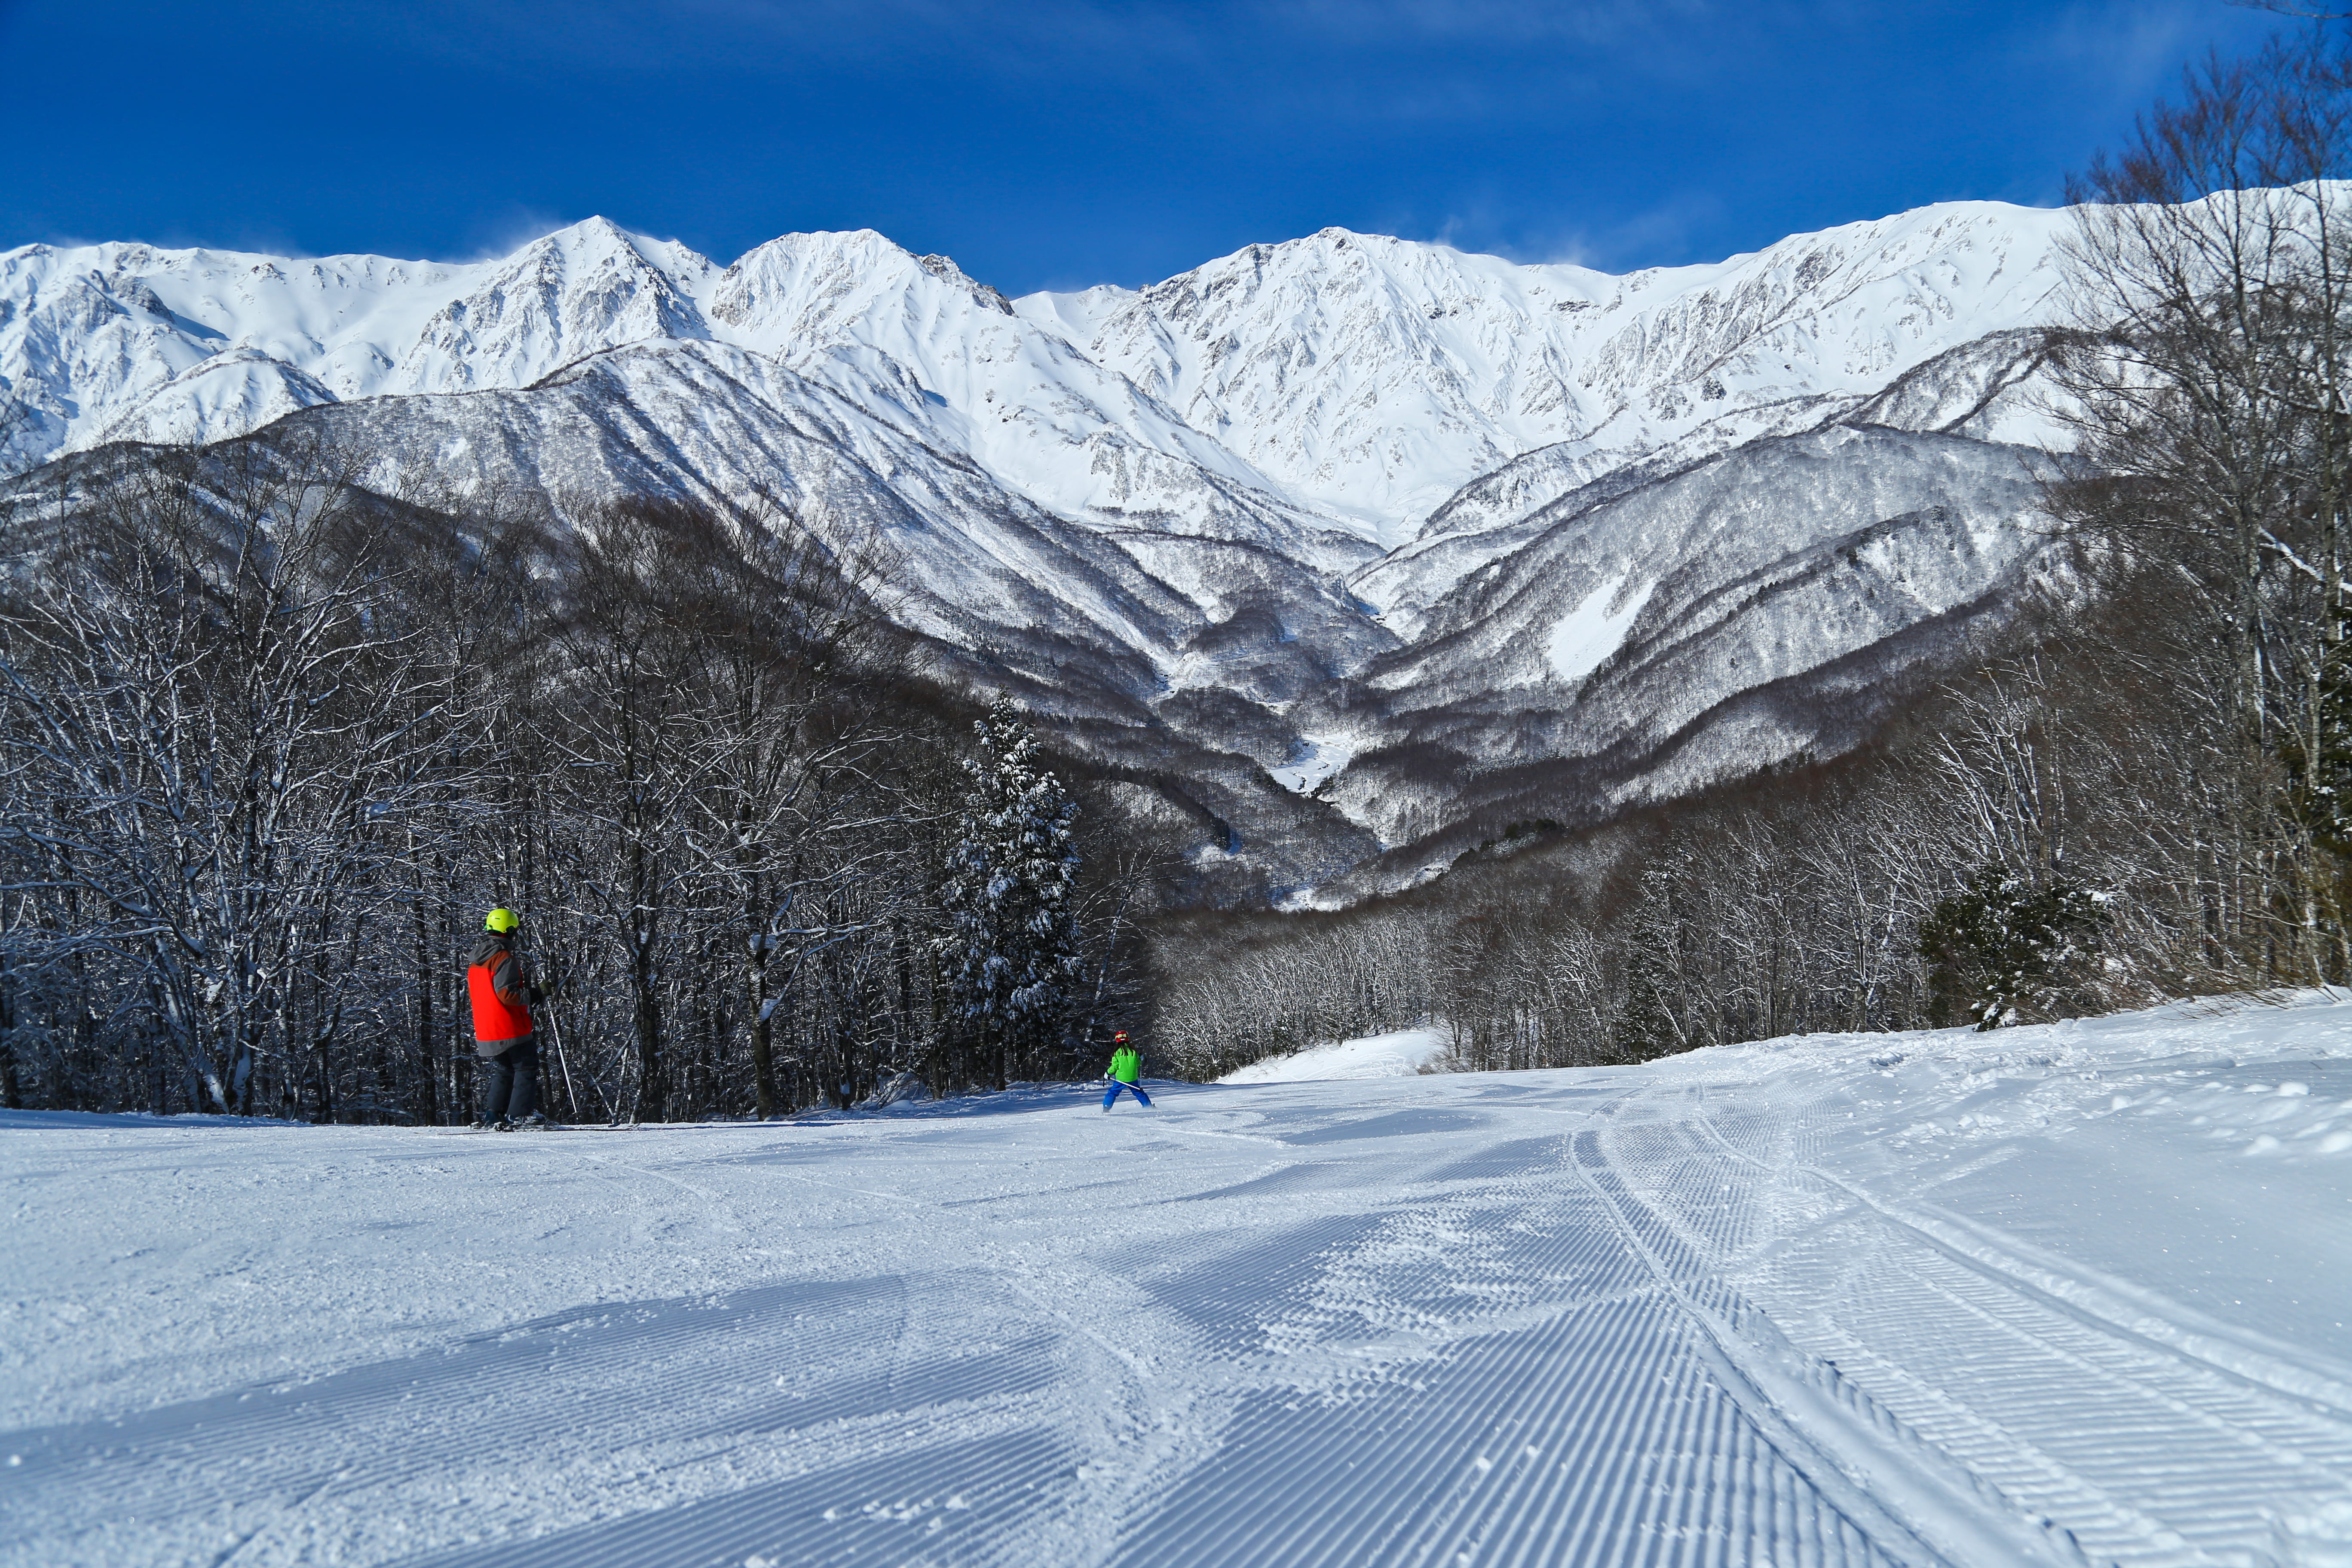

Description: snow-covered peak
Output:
[388,217,715,394]
[3,201,2076,546]
[0,204,2120,886]
[0,220,726,458]
[1015,201,2069,541]
[1565,201,2065,404]
[1045,227,1606,530]
[705,228,1015,362]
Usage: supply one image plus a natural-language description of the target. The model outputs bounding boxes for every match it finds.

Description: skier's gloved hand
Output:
[528,985,547,1005]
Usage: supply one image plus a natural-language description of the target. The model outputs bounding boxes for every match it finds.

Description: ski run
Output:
[6,992,2352,1567]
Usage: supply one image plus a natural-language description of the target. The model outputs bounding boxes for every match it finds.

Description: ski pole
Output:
[548,1008,583,1122]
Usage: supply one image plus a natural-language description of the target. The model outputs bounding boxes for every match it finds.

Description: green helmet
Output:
[485,908,519,934]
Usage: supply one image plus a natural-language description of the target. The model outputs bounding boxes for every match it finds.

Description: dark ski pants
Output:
[483,1038,540,1124]
[1102,1079,1151,1110]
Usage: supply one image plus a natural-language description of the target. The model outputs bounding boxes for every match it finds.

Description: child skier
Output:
[1102,1032,1151,1110]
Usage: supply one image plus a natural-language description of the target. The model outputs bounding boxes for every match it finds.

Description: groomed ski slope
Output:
[1217,1025,1448,1082]
[5,995,2352,1566]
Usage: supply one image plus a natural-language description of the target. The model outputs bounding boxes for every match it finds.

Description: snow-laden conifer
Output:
[940,695,1082,1087]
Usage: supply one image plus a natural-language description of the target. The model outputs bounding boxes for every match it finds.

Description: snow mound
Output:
[1218,1025,1447,1081]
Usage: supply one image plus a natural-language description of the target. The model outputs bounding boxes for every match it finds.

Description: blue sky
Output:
[0,0,2290,294]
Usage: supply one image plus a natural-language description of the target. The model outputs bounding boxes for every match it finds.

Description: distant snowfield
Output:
[1219,1026,1447,1082]
[1547,571,1655,684]
[8,995,2352,1565]
[1267,736,1354,796]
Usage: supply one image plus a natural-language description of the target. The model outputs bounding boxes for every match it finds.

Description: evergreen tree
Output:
[1920,866,2103,1030]
[1612,867,1690,1062]
[2284,652,2352,857]
[940,696,1082,1088]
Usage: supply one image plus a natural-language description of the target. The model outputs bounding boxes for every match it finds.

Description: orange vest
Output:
[468,951,533,1043]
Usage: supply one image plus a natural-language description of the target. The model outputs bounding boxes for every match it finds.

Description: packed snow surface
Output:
[9,993,2352,1565]
[1218,1026,1449,1083]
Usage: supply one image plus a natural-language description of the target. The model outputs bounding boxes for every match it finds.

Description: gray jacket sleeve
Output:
[490,949,532,1008]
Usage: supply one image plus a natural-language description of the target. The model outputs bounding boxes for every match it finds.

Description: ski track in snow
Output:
[7,997,2352,1565]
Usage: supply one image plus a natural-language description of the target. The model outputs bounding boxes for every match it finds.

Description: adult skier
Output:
[469,908,546,1129]
[1101,1032,1151,1111]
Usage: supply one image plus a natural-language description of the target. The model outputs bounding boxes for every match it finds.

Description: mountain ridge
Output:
[0,203,2089,900]
[3,202,2070,535]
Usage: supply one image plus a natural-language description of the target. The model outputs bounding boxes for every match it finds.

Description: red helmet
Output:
[1113,1032,1129,1043]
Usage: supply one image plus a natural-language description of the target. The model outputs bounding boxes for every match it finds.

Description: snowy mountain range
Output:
[0,203,2082,896]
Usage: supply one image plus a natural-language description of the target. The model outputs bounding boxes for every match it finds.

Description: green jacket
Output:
[1109,1045,1141,1084]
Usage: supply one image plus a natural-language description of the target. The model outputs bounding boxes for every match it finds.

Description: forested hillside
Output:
[0,446,1173,1120]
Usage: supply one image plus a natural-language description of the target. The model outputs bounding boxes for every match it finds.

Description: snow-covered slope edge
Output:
[1216,1025,1447,1081]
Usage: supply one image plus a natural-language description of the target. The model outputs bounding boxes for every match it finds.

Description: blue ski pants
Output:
[1102,1079,1152,1110]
